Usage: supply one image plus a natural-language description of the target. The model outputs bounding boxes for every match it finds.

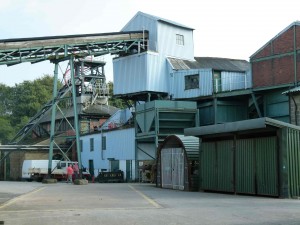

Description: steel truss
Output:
[0,30,148,178]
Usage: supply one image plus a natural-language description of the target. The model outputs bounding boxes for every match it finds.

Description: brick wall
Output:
[251,25,300,88]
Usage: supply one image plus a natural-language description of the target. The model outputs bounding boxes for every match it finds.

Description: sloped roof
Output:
[122,11,194,31]
[39,104,119,123]
[282,86,300,95]
[185,117,300,137]
[168,57,250,72]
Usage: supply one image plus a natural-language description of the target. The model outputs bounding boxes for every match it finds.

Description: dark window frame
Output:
[90,138,94,152]
[102,136,106,150]
[185,74,199,90]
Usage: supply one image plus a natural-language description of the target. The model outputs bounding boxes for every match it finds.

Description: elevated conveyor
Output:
[0,30,148,178]
[0,30,148,65]
[0,30,148,145]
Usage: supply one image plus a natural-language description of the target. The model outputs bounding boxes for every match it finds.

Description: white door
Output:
[161,148,184,190]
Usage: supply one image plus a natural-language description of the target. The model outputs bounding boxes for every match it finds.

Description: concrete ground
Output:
[0,181,300,225]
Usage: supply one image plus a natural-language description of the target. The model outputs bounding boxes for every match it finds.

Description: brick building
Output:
[250,21,300,124]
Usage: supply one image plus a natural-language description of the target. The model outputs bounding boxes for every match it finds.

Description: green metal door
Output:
[89,159,94,177]
[217,140,234,192]
[200,142,217,190]
[256,137,278,196]
[126,160,131,181]
[201,140,234,192]
[236,139,255,194]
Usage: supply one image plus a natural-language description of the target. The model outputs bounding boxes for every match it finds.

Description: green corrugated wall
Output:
[200,140,233,192]
[236,139,255,194]
[200,142,217,190]
[216,140,234,192]
[287,128,300,197]
[201,136,279,196]
[255,137,278,196]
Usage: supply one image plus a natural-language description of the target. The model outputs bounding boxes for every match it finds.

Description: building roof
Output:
[122,11,194,31]
[167,57,250,72]
[159,135,199,160]
[38,104,119,123]
[185,117,300,137]
[250,21,300,59]
[282,86,300,95]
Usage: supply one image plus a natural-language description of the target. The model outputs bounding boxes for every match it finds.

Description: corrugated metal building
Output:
[135,100,198,181]
[113,11,195,99]
[167,57,251,99]
[185,117,300,198]
[80,127,136,181]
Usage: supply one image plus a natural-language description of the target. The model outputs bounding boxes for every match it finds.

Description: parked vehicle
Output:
[22,160,90,181]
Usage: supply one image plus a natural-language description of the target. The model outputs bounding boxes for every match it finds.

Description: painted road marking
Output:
[0,187,46,209]
[128,184,162,208]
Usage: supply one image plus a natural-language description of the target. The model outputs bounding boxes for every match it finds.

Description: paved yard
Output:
[0,181,299,225]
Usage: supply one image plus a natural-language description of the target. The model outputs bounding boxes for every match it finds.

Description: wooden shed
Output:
[156,135,199,191]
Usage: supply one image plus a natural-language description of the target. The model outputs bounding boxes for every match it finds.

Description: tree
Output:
[0,75,59,144]
[107,81,133,109]
[10,75,58,127]
[0,116,14,144]
[0,83,13,116]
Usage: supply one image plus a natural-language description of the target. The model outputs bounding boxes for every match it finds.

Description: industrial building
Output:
[0,12,299,198]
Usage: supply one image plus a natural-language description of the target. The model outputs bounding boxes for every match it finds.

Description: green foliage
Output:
[107,81,133,109]
[0,116,14,144]
[0,83,13,116]
[11,75,55,121]
[0,75,59,144]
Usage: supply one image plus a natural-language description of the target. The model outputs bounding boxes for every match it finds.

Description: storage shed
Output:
[185,117,300,198]
[156,135,199,191]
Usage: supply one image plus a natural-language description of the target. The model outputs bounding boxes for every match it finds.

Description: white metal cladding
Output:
[101,108,132,129]
[80,128,135,175]
[170,69,213,99]
[121,13,158,52]
[246,70,252,89]
[220,71,250,92]
[137,142,156,160]
[113,52,169,95]
[106,128,135,159]
[158,22,194,60]
[80,133,107,176]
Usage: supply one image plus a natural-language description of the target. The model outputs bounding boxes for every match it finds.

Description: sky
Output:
[0,0,299,86]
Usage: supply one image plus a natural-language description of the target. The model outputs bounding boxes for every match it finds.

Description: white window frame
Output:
[176,34,184,45]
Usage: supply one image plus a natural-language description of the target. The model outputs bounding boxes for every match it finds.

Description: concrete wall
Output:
[8,151,49,180]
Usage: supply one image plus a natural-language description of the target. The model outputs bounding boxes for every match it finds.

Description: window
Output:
[185,74,199,90]
[176,34,184,45]
[102,136,106,150]
[80,140,83,152]
[90,138,94,151]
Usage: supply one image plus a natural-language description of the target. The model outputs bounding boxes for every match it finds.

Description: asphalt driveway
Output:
[0,181,299,225]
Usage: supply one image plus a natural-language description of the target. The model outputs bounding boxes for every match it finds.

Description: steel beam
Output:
[48,63,59,177]
[70,55,83,177]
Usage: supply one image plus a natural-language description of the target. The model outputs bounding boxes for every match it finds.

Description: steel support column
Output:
[70,55,82,177]
[48,63,59,177]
